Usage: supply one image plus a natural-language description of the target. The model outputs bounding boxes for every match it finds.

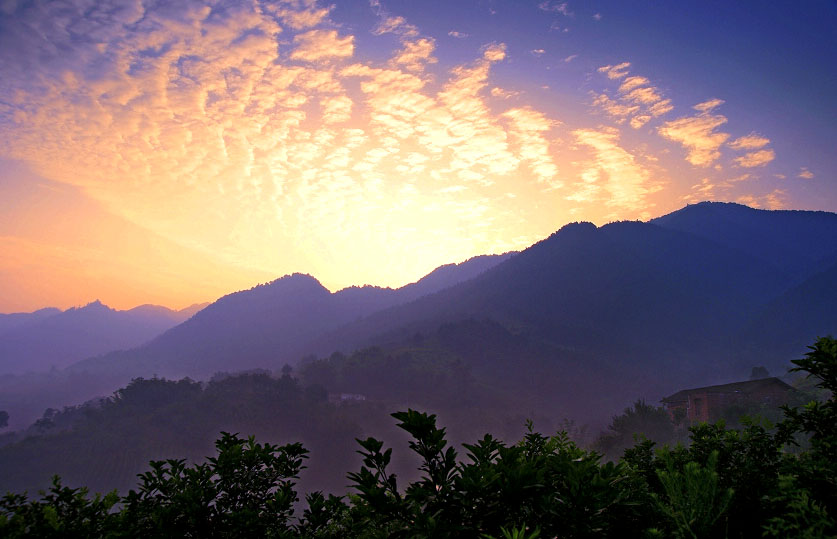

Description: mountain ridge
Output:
[0,301,209,375]
[5,202,836,429]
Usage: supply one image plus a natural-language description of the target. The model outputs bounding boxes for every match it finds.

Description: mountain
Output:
[126,302,209,323]
[311,217,791,409]
[3,201,837,493]
[737,260,837,367]
[651,201,837,283]
[0,301,206,374]
[67,254,513,380]
[27,203,837,425]
[0,308,61,336]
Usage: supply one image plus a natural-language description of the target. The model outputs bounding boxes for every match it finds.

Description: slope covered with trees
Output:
[2,337,835,538]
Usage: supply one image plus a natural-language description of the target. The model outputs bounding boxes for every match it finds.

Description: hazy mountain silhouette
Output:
[0,301,207,374]
[68,254,513,380]
[3,202,837,492]
[17,203,837,427]
[737,260,837,368]
[126,302,208,322]
[0,308,61,336]
[651,201,837,283]
[312,217,792,410]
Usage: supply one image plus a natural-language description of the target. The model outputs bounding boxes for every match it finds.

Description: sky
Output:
[0,0,835,312]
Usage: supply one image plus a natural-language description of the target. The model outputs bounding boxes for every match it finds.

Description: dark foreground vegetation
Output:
[1,337,836,538]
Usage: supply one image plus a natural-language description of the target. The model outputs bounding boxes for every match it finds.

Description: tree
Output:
[779,336,837,525]
[594,399,677,459]
[121,432,307,537]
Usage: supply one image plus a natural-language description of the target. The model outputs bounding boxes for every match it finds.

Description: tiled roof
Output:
[661,377,793,403]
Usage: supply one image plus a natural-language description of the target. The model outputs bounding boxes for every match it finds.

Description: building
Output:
[661,377,794,423]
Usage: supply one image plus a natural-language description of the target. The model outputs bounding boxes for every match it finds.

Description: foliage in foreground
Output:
[2,337,836,538]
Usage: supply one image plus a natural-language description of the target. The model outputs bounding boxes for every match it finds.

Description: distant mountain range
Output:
[3,201,836,497]
[2,202,837,428]
[68,203,837,383]
[67,253,514,379]
[0,301,207,374]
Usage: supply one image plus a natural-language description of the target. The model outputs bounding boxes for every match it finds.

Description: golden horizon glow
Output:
[0,0,830,312]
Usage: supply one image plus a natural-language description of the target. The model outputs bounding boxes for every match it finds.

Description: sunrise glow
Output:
[1,0,834,311]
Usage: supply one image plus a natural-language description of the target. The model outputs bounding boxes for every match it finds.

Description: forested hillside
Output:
[1,337,835,538]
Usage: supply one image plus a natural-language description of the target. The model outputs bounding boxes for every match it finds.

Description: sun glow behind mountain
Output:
[0,1,834,311]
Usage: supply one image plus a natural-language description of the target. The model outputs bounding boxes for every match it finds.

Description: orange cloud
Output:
[595,63,672,128]
[658,105,730,166]
[291,30,354,62]
[734,149,775,168]
[0,0,791,301]
[393,38,437,71]
[598,62,631,79]
[573,128,661,212]
[728,133,770,150]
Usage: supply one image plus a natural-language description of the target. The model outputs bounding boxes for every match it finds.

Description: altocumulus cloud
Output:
[0,0,789,289]
[0,0,577,288]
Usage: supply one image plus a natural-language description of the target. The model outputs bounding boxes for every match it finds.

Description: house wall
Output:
[663,380,794,424]
[687,392,711,423]
[685,385,791,423]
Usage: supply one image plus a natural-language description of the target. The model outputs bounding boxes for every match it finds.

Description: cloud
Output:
[658,107,730,166]
[572,127,661,211]
[681,178,717,203]
[592,93,639,121]
[0,0,788,294]
[728,133,770,150]
[798,167,814,179]
[629,115,652,129]
[341,39,557,197]
[563,54,578,62]
[623,86,664,105]
[502,107,560,187]
[531,49,546,56]
[734,149,775,168]
[727,173,753,183]
[291,29,355,62]
[448,30,469,38]
[647,99,673,117]
[598,62,631,80]
[618,76,649,93]
[393,38,437,71]
[539,1,572,16]
[693,98,724,112]
[593,13,602,21]
[765,189,787,209]
[373,15,419,38]
[320,95,353,124]
[593,65,672,128]
[737,189,787,210]
[491,87,520,99]
[267,2,333,30]
[736,194,760,208]
[482,42,507,62]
